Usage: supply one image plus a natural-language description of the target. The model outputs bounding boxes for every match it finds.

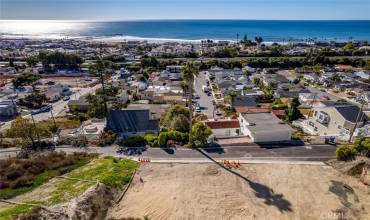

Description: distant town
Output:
[1,36,370,219]
[1,37,370,144]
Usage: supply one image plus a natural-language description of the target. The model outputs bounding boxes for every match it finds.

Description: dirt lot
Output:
[108,163,370,220]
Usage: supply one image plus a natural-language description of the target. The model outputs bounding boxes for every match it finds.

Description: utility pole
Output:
[30,114,41,143]
[348,101,365,143]
[307,93,317,119]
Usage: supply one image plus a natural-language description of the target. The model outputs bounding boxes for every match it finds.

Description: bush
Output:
[158,132,168,147]
[353,137,370,157]
[98,131,117,147]
[144,134,159,147]
[71,135,88,148]
[166,131,189,144]
[117,135,147,148]
[336,145,357,161]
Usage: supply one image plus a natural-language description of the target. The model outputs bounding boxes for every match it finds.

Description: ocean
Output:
[1,20,370,42]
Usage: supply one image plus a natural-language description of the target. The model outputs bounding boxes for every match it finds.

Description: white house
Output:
[356,71,370,80]
[204,119,241,138]
[238,112,293,143]
[299,104,368,141]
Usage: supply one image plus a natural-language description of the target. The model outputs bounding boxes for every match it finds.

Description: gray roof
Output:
[241,113,294,134]
[106,109,159,133]
[233,96,257,107]
[334,105,368,123]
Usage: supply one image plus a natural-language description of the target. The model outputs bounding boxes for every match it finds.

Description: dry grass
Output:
[0,152,97,199]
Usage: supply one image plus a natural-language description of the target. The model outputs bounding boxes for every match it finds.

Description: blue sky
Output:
[1,0,370,20]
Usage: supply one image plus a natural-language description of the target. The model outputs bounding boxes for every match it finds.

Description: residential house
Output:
[262,74,290,88]
[160,66,183,81]
[300,104,368,140]
[356,71,370,80]
[299,92,328,106]
[46,90,62,102]
[274,88,310,99]
[232,96,257,108]
[238,112,293,143]
[106,109,159,136]
[68,96,90,112]
[0,100,17,117]
[127,103,170,120]
[204,119,241,138]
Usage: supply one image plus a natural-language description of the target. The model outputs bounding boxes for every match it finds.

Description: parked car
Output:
[32,105,53,115]
[195,106,201,113]
[63,96,70,101]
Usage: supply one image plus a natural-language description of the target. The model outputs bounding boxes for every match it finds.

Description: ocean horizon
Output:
[1,19,370,42]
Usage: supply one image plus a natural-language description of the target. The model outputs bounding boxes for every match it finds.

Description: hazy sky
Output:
[1,0,370,20]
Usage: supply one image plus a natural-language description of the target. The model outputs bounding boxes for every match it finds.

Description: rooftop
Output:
[204,120,240,129]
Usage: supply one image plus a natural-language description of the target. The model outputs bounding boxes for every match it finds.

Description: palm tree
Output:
[226,91,237,108]
[180,82,189,106]
[182,62,199,130]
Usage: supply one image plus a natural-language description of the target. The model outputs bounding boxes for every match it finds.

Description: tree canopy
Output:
[189,122,212,147]
[39,51,83,71]
[285,97,303,122]
[160,105,190,132]
[12,73,41,88]
[23,92,48,108]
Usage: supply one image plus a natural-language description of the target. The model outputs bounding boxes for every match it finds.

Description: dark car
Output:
[63,96,70,101]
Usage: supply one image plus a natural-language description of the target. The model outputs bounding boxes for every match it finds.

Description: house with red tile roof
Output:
[204,119,241,138]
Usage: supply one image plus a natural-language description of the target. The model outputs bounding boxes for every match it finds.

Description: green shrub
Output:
[98,131,117,147]
[166,131,188,144]
[158,132,168,147]
[144,134,159,147]
[336,145,357,161]
[353,137,370,156]
[117,135,146,148]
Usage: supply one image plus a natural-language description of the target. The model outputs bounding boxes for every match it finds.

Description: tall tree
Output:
[12,73,41,90]
[180,82,189,106]
[6,117,42,149]
[182,62,199,132]
[25,56,39,67]
[226,91,237,107]
[255,36,264,44]
[286,97,303,122]
[189,122,212,147]
[24,92,47,108]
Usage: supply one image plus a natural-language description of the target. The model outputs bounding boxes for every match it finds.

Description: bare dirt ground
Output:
[107,163,370,220]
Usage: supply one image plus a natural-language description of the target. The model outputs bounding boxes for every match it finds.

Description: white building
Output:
[238,112,293,143]
[204,119,241,138]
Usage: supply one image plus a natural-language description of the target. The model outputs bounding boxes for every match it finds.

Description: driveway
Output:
[194,72,215,118]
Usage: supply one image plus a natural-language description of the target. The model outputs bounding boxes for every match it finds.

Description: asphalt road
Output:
[0,144,337,162]
[194,72,215,118]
